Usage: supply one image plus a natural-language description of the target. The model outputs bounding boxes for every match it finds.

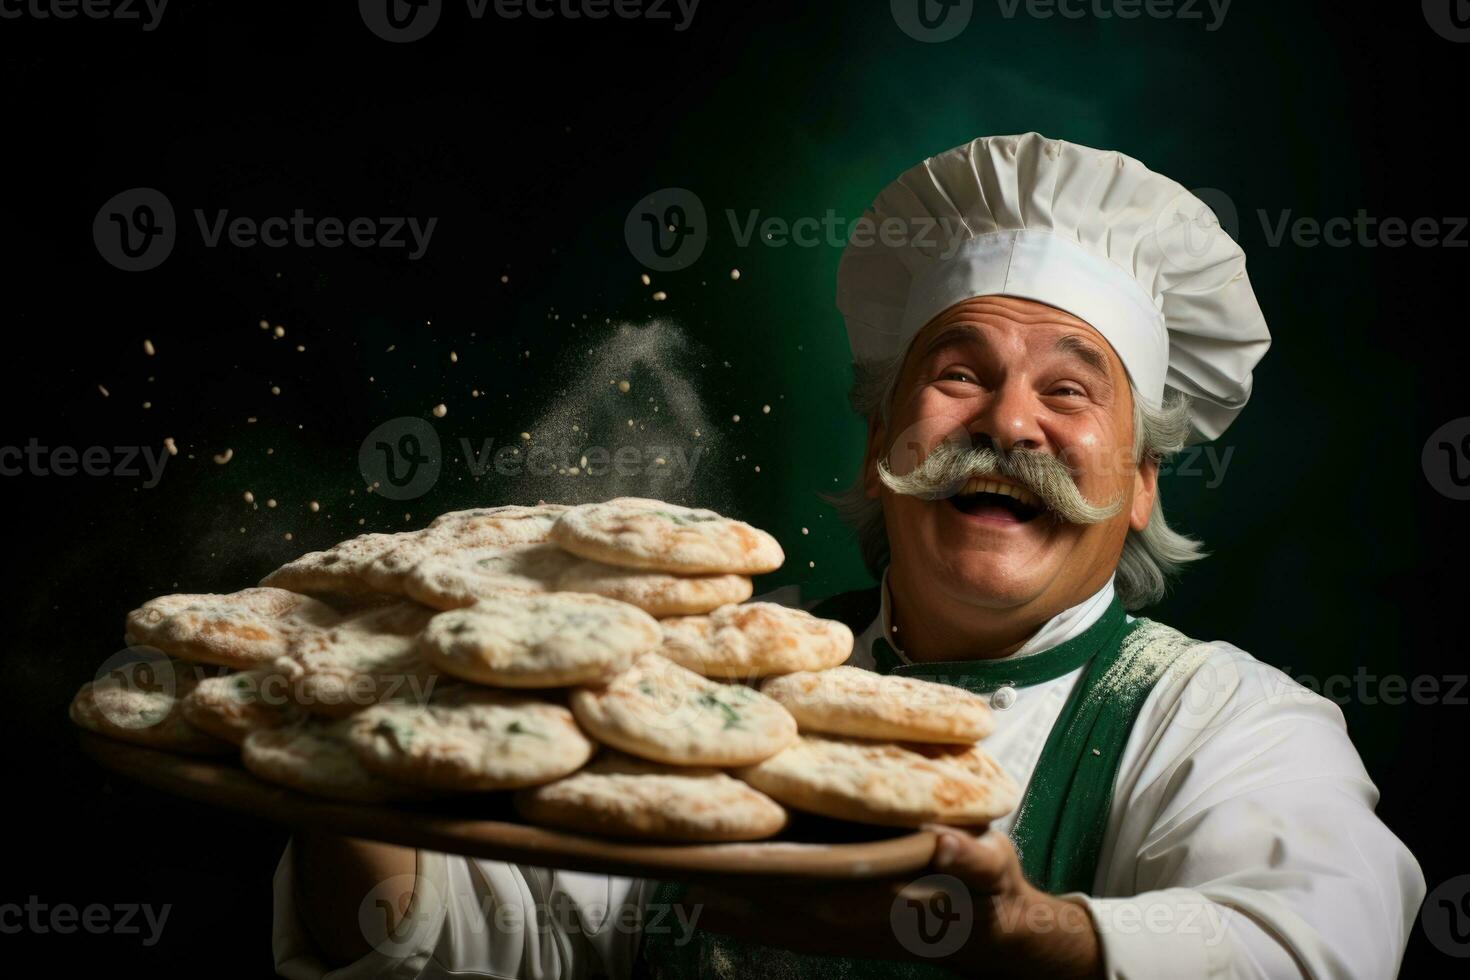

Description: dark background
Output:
[2,0,1466,975]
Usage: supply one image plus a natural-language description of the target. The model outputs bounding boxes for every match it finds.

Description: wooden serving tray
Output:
[77,731,939,883]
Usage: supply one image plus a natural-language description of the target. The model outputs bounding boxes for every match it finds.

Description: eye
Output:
[1047,384,1085,397]
[939,368,978,384]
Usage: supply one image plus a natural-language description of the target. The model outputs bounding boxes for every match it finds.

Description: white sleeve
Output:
[1068,647,1426,980]
[272,839,652,980]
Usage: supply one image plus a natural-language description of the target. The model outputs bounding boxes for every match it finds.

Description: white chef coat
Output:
[271,575,1426,979]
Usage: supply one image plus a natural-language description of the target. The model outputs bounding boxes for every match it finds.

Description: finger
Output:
[924,824,1019,893]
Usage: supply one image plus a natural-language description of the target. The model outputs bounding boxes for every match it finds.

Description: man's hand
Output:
[682,826,1103,979]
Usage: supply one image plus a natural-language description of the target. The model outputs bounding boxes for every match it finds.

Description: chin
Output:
[929,547,1055,610]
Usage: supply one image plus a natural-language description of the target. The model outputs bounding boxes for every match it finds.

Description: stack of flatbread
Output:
[71,498,1018,842]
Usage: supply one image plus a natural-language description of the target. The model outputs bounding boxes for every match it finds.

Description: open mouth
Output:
[948,477,1044,523]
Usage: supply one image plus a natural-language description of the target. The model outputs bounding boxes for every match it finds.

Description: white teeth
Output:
[959,477,1040,508]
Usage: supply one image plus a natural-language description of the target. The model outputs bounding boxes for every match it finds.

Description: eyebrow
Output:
[920,326,988,358]
[921,326,1114,377]
[1053,334,1113,379]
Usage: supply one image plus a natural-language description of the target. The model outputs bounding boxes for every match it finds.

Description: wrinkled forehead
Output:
[904,296,1128,379]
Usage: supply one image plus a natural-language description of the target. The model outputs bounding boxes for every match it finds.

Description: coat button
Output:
[991,685,1017,710]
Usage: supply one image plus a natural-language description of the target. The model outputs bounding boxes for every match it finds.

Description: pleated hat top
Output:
[836,132,1271,442]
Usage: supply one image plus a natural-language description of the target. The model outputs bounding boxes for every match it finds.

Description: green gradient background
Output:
[11,6,1456,976]
[49,2,1416,777]
[607,6,1398,649]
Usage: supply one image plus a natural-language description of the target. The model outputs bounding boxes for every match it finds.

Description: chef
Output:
[271,133,1426,979]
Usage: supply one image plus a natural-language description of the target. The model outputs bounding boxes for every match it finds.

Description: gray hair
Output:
[825,355,1204,610]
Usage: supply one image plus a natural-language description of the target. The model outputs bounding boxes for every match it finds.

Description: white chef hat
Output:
[836,132,1271,442]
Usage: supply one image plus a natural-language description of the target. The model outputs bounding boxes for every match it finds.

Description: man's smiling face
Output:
[864,295,1157,616]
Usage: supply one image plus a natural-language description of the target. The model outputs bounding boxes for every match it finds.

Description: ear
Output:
[862,412,887,501]
[1129,455,1159,531]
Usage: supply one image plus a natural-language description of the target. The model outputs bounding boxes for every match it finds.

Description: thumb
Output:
[925,824,1022,894]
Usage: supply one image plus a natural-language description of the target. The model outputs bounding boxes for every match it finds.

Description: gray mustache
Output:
[876,440,1122,525]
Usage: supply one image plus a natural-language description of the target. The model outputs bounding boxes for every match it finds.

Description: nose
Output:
[970,380,1046,453]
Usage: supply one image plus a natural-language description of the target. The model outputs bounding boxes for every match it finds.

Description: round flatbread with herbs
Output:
[69,657,233,756]
[260,533,409,597]
[658,602,853,679]
[407,540,755,617]
[554,560,753,617]
[180,667,304,746]
[360,505,571,595]
[272,602,439,718]
[760,665,994,743]
[425,503,571,543]
[419,592,660,688]
[345,685,594,791]
[402,543,576,610]
[242,718,429,803]
[569,653,798,767]
[899,740,1014,782]
[735,734,1020,828]
[124,587,340,668]
[549,497,784,575]
[515,751,788,842]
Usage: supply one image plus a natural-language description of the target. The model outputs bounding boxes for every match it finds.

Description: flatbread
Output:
[260,533,408,596]
[425,504,571,543]
[515,751,789,842]
[760,666,994,743]
[345,685,594,791]
[554,561,753,617]
[402,543,575,609]
[405,541,753,617]
[419,593,660,688]
[242,718,428,802]
[658,603,853,679]
[69,658,232,756]
[124,587,340,668]
[550,497,783,574]
[361,505,571,594]
[900,741,1013,783]
[180,667,304,745]
[735,734,1019,828]
[569,653,798,767]
[272,602,440,718]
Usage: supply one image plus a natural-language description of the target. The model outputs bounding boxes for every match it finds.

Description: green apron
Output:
[634,588,1195,979]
